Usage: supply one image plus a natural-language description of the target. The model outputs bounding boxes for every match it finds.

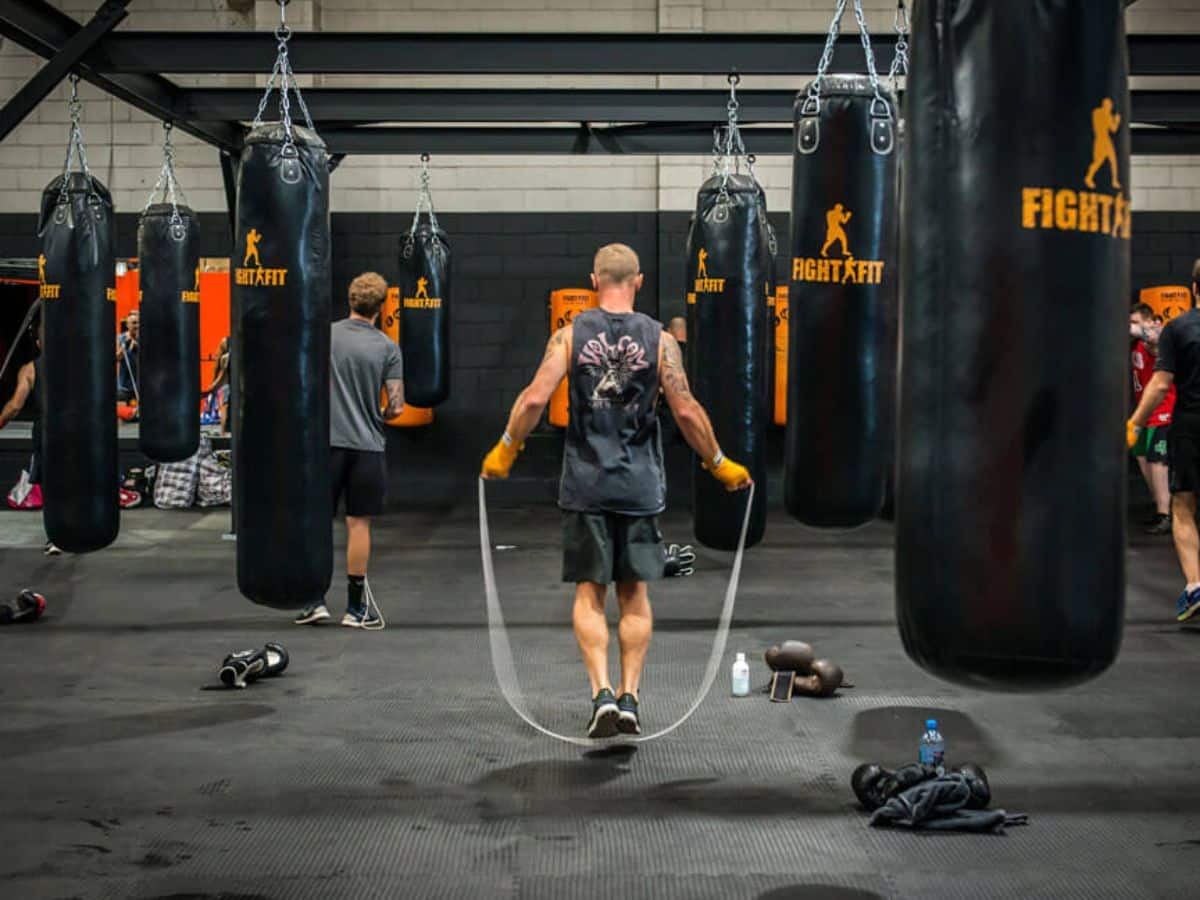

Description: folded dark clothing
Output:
[869,774,1028,834]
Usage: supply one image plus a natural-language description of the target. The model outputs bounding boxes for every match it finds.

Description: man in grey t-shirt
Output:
[297,272,404,629]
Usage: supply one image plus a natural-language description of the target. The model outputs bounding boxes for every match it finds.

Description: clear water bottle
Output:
[731,652,750,697]
[919,719,945,773]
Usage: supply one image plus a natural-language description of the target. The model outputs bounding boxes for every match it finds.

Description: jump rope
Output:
[479,477,754,746]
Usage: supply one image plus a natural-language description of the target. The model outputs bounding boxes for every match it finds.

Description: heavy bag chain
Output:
[404,153,441,260]
[56,75,101,221]
[711,75,777,253]
[888,0,909,96]
[802,0,893,124]
[252,0,317,182]
[144,122,190,241]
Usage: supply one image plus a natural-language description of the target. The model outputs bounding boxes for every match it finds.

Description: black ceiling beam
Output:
[182,88,1200,127]
[318,124,1200,157]
[0,0,129,143]
[67,32,1200,77]
[0,0,241,152]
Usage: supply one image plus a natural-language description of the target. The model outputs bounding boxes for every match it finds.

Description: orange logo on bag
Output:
[403,276,442,309]
[182,265,201,303]
[105,287,117,302]
[1021,98,1131,241]
[37,253,60,300]
[694,248,726,293]
[792,203,885,286]
[235,227,288,286]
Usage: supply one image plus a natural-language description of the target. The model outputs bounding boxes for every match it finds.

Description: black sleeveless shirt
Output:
[559,308,665,515]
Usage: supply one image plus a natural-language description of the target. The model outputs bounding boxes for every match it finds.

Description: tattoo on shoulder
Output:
[661,336,691,397]
[544,328,568,361]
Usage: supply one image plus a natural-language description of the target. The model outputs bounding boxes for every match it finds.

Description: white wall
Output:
[0,0,1197,215]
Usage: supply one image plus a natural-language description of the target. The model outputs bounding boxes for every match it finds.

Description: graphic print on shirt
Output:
[578,333,650,410]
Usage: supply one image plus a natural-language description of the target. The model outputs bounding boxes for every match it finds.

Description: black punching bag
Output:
[234,124,332,609]
[138,205,201,462]
[686,173,770,550]
[38,174,118,553]
[896,0,1129,689]
[785,76,898,528]
[398,222,450,407]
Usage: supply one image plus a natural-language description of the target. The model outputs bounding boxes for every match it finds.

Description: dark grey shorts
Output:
[562,511,665,585]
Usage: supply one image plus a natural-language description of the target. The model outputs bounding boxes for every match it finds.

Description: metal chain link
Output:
[409,152,440,236]
[715,72,756,205]
[58,74,96,208]
[144,122,190,235]
[802,0,848,116]
[802,0,892,121]
[888,0,910,94]
[252,0,317,154]
[852,0,894,121]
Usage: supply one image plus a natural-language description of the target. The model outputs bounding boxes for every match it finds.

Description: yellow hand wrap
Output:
[482,435,523,480]
[704,453,752,490]
[1127,419,1142,451]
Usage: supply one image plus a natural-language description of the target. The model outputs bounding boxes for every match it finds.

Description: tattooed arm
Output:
[502,325,571,446]
[382,378,405,420]
[659,332,720,462]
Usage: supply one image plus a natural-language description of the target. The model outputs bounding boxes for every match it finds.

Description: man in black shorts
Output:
[481,244,752,738]
[1129,260,1200,622]
[296,272,403,629]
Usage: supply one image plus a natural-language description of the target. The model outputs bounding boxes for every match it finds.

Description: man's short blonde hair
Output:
[593,244,641,286]
[349,272,388,317]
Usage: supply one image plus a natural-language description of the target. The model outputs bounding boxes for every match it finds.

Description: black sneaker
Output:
[616,693,641,735]
[1145,514,1172,536]
[294,603,330,625]
[587,688,620,738]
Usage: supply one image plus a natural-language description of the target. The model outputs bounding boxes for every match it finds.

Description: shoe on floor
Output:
[1145,514,1172,536]
[43,542,62,557]
[616,693,641,735]
[295,603,330,625]
[588,688,620,739]
[341,607,382,629]
[1177,588,1200,624]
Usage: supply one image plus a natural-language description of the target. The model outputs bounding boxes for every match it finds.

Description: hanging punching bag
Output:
[38,171,118,553]
[785,75,898,528]
[686,173,770,550]
[138,204,201,462]
[234,123,332,609]
[896,0,1130,689]
[398,210,451,408]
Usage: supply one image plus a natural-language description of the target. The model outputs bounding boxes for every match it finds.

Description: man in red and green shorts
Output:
[1131,303,1176,535]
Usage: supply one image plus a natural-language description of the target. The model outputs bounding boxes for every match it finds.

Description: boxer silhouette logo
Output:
[37,253,60,300]
[820,204,852,258]
[694,248,726,293]
[792,204,886,285]
[235,228,289,286]
[1021,98,1131,240]
[403,276,442,310]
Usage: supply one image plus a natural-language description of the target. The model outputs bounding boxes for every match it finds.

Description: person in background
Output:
[667,316,688,369]
[0,316,60,556]
[204,336,231,435]
[1130,303,1175,535]
[1129,260,1200,622]
[295,273,404,630]
[116,310,139,404]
